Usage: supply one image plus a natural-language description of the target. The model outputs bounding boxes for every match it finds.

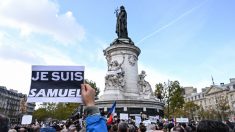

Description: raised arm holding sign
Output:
[81,84,108,132]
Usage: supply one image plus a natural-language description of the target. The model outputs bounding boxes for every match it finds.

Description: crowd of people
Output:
[1,84,235,132]
[1,115,234,132]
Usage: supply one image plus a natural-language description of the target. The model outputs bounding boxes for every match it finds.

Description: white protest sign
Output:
[135,116,141,126]
[27,65,84,103]
[149,116,158,123]
[120,113,129,120]
[176,118,189,123]
[156,115,160,120]
[143,120,151,126]
[21,115,32,124]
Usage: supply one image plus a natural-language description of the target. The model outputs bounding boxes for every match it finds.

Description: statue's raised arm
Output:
[116,6,128,38]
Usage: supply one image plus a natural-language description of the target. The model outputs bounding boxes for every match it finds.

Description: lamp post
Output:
[164,80,170,121]
[168,81,170,121]
[80,104,83,118]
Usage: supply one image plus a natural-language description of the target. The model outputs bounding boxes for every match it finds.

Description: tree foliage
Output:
[33,108,49,121]
[155,80,185,118]
[169,81,185,113]
[198,107,220,120]
[183,101,199,119]
[216,95,230,120]
[155,83,164,100]
[33,103,79,121]
[85,79,100,99]
[55,103,80,120]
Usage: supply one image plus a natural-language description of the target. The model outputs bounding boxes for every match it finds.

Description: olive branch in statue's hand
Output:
[114,7,119,17]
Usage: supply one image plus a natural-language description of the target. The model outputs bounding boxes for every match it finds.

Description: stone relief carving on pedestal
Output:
[105,53,126,90]
[138,70,153,97]
[128,55,137,66]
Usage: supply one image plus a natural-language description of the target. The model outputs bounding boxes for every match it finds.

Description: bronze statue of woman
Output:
[116,6,128,38]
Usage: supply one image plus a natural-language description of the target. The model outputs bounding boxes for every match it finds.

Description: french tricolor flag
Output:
[107,101,116,125]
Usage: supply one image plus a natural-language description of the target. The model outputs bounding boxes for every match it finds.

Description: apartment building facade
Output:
[184,78,235,121]
[0,86,36,123]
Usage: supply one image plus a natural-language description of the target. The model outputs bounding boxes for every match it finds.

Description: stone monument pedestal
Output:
[96,99,164,117]
[96,38,164,117]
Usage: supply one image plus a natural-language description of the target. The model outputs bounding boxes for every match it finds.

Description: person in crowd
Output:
[40,126,56,132]
[0,114,9,132]
[197,120,229,132]
[33,125,41,132]
[188,122,196,132]
[146,124,156,131]
[170,126,184,132]
[167,121,174,132]
[18,127,27,132]
[179,123,192,132]
[118,122,129,132]
[81,84,108,132]
[138,124,146,132]
[8,129,17,132]
[156,122,164,132]
[225,119,234,131]
[111,124,118,132]
[68,124,77,132]
[107,125,112,132]
[128,124,136,132]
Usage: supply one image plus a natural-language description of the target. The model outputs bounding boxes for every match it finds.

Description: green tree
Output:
[169,81,185,117]
[155,80,185,119]
[40,103,57,118]
[183,101,199,120]
[85,79,100,99]
[198,107,223,120]
[54,103,80,120]
[33,103,80,121]
[155,83,164,100]
[216,95,230,121]
[197,105,206,120]
[33,108,49,121]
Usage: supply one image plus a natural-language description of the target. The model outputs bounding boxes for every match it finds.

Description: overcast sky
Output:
[0,0,235,95]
